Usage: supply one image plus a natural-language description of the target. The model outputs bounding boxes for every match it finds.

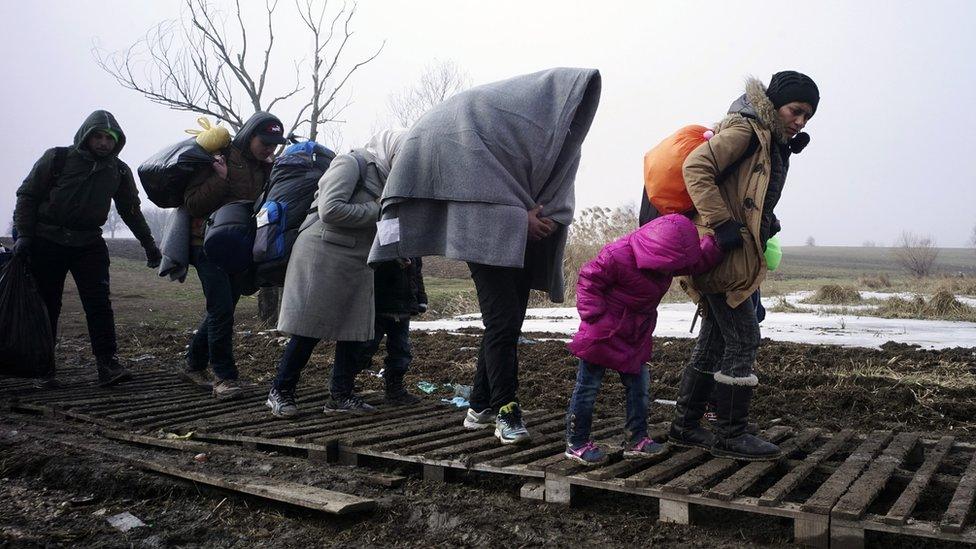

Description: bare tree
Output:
[862,240,877,248]
[95,0,383,321]
[388,59,471,127]
[892,231,939,277]
[103,204,123,239]
[142,206,171,242]
[805,236,816,247]
[94,0,384,141]
[969,223,976,251]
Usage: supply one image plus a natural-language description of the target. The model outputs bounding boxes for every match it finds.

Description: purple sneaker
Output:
[564,441,608,466]
[624,437,667,459]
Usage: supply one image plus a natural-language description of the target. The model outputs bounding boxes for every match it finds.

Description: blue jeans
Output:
[565,359,650,447]
[271,335,370,398]
[187,246,242,381]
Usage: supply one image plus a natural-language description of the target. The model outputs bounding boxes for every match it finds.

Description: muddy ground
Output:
[2,247,976,547]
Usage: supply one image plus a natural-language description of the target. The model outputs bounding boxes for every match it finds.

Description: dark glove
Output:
[12,236,32,257]
[144,242,162,269]
[770,216,782,237]
[713,220,745,252]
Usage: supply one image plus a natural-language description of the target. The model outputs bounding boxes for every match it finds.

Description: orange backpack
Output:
[642,125,713,215]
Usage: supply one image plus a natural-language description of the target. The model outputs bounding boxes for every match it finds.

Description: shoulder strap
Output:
[349,150,380,200]
[50,147,69,182]
[714,130,760,185]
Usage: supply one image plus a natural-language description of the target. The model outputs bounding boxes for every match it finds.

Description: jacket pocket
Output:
[322,230,356,248]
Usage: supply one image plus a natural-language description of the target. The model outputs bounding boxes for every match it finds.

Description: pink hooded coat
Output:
[566,214,723,374]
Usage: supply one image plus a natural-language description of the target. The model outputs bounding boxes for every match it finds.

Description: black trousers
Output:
[29,236,117,365]
[467,262,533,412]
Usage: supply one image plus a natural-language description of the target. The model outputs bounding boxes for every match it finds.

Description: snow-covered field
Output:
[413,292,976,350]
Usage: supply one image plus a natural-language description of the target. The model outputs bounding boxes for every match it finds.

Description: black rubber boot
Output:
[384,373,420,406]
[710,383,782,461]
[668,366,716,449]
[96,355,133,387]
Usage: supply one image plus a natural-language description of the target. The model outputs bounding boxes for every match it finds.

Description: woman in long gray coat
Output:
[266,130,406,415]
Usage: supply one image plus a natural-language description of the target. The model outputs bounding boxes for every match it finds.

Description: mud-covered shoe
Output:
[266,388,299,417]
[212,379,244,401]
[384,375,421,406]
[96,355,133,387]
[565,441,607,466]
[33,374,60,389]
[179,366,213,388]
[624,437,667,459]
[462,407,496,430]
[494,402,530,445]
[323,394,376,413]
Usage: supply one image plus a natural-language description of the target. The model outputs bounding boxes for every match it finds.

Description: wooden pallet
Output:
[4,367,976,548]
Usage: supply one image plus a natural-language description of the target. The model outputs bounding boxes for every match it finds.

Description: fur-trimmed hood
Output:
[716,77,789,144]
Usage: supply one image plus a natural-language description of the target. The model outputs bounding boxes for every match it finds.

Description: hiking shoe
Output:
[323,394,376,413]
[565,441,607,466]
[266,388,299,417]
[96,355,133,387]
[624,437,667,459]
[384,376,421,406]
[179,366,213,388]
[212,379,244,400]
[494,402,530,445]
[33,375,60,389]
[462,407,496,430]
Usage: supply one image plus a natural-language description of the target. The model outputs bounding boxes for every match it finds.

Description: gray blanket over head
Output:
[367,67,601,302]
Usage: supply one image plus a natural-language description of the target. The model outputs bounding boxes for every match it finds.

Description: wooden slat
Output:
[832,432,920,520]
[622,448,707,488]
[759,429,854,507]
[941,448,976,533]
[801,430,894,514]
[705,428,822,501]
[883,435,954,525]
[425,416,568,459]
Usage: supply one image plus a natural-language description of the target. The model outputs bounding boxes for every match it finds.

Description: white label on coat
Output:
[255,207,270,228]
[376,218,400,246]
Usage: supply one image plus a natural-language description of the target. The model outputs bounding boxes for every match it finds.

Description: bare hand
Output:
[212,155,228,179]
[527,205,556,241]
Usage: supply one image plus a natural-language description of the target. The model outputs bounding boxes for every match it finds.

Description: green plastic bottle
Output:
[764,235,782,271]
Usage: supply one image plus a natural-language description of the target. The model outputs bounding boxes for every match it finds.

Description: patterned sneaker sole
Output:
[213,389,245,401]
[623,448,668,460]
[709,448,783,462]
[494,428,531,445]
[563,451,607,466]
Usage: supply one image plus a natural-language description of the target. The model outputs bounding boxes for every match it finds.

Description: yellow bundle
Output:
[186,117,231,153]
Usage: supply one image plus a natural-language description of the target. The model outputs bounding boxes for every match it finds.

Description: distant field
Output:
[775,245,976,278]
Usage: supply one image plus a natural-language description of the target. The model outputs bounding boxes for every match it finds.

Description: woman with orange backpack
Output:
[665,71,820,461]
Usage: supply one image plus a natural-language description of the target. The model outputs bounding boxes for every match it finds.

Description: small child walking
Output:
[564,214,723,465]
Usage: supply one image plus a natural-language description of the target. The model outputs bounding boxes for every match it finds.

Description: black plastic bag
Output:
[0,255,54,378]
[137,138,214,208]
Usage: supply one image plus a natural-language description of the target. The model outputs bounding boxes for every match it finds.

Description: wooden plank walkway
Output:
[4,366,976,547]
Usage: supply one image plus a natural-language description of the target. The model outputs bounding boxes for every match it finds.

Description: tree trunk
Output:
[258,287,282,325]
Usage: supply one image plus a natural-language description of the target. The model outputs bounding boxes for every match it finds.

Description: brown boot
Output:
[212,378,244,400]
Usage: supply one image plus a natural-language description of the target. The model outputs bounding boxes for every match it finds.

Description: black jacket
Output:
[14,110,153,247]
[374,258,428,316]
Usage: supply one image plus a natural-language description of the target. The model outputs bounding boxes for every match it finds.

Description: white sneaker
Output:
[266,389,299,417]
[463,407,496,430]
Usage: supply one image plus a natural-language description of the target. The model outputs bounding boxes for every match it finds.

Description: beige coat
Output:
[678,77,791,308]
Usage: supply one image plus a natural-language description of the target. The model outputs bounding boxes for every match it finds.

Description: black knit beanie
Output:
[766,71,820,115]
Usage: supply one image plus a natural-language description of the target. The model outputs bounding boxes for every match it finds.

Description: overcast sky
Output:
[2,0,974,246]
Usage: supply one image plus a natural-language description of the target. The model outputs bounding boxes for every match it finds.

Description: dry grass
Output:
[858,273,891,289]
[768,297,799,313]
[562,205,637,303]
[875,290,976,322]
[801,284,863,305]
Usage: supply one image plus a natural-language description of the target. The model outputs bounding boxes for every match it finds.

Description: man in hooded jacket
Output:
[14,109,162,386]
[181,111,286,400]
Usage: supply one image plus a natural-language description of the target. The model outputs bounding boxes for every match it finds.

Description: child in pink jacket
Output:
[564,214,723,464]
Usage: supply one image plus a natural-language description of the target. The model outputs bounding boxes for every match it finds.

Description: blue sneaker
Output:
[624,436,667,459]
[494,402,530,445]
[564,441,607,466]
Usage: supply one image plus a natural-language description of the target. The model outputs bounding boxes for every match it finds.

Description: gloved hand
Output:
[713,220,745,252]
[12,236,33,257]
[417,303,428,315]
[770,216,782,237]
[144,242,163,269]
